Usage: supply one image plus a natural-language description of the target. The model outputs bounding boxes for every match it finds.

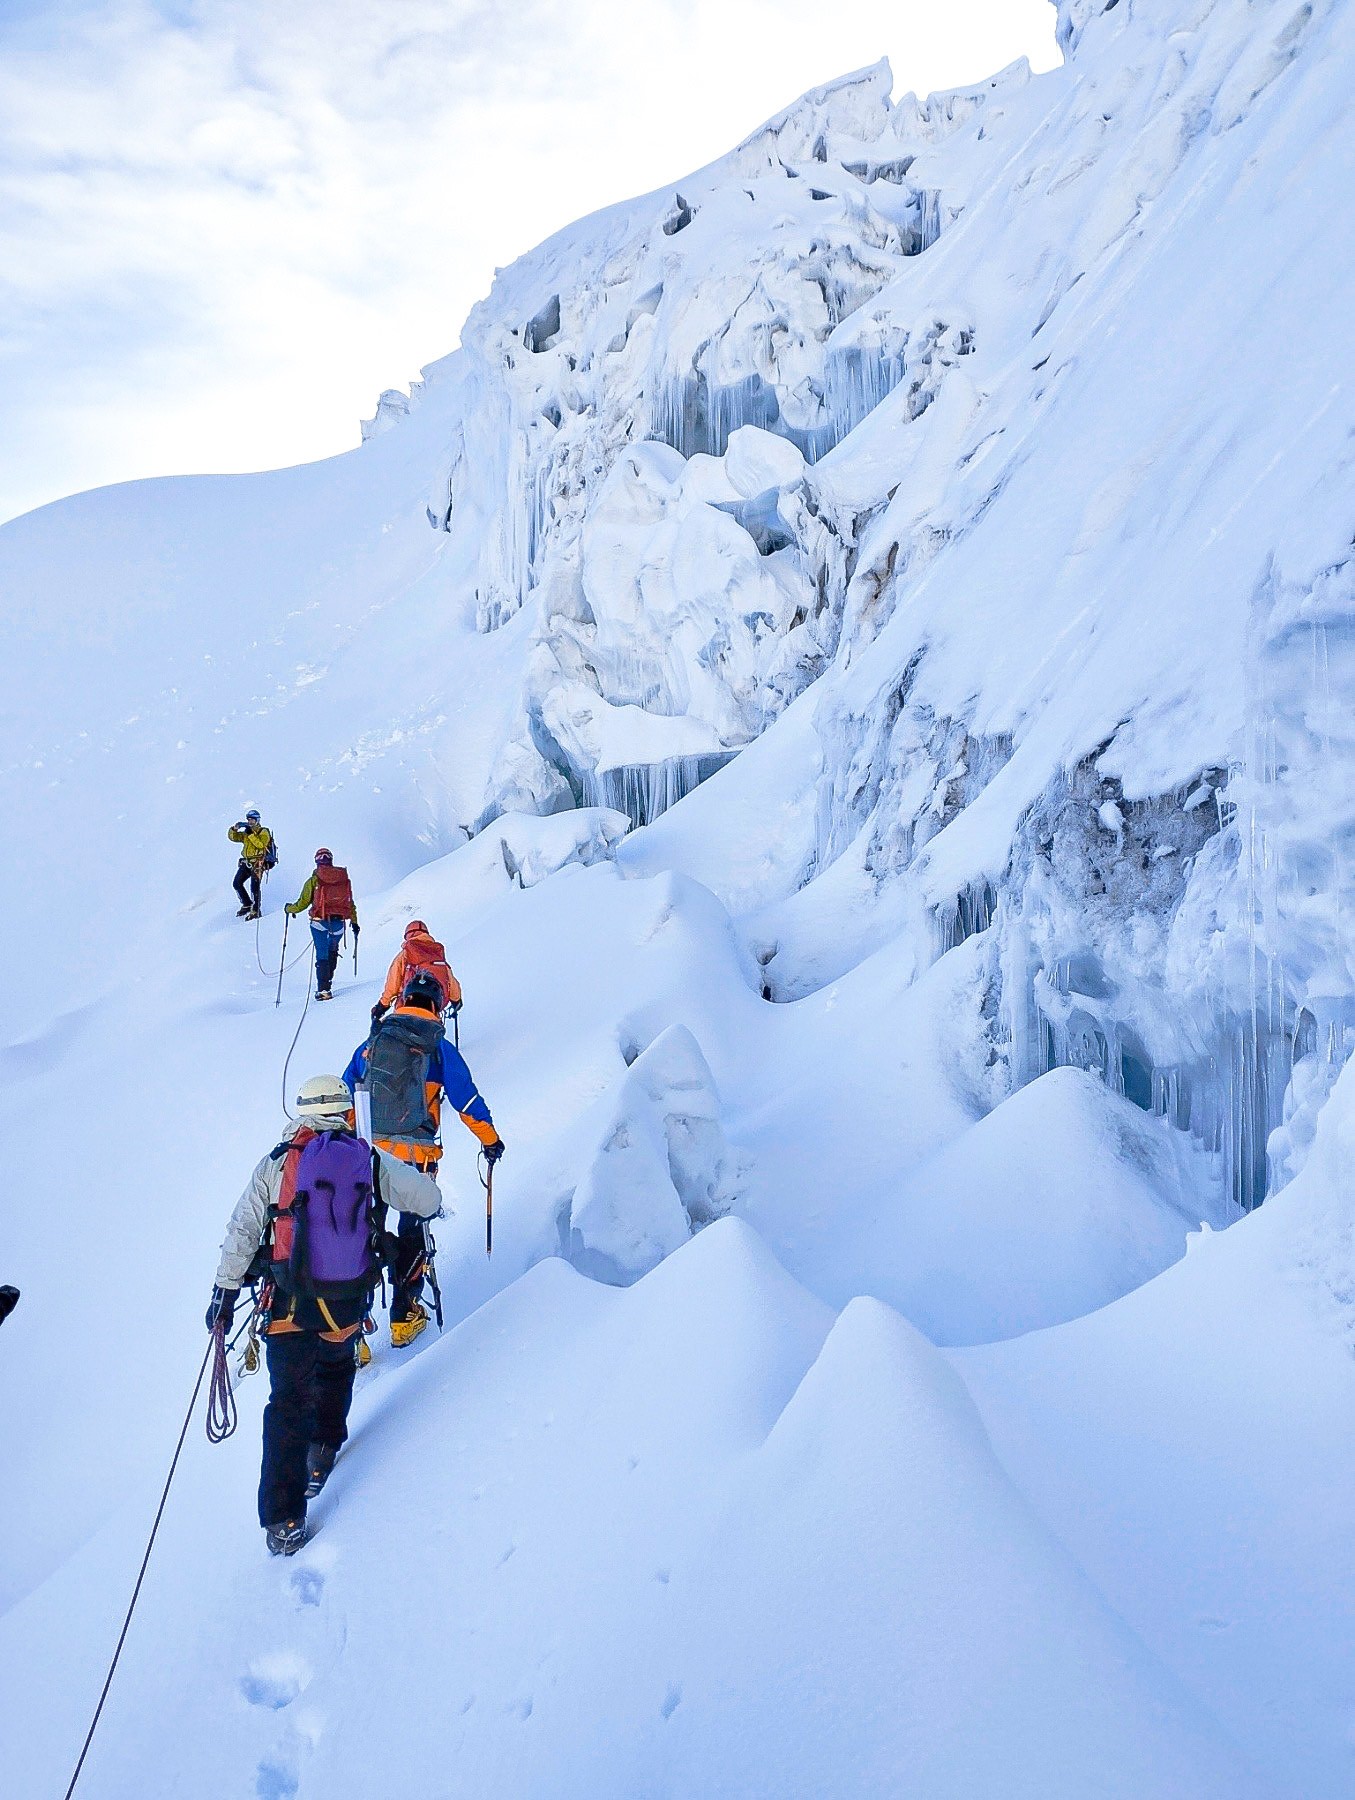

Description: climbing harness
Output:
[61,1339,214,1800]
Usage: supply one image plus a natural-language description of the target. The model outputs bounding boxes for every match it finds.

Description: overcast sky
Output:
[0,0,1059,525]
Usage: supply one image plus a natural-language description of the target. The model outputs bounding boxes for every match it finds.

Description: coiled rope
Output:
[205,1318,239,1444]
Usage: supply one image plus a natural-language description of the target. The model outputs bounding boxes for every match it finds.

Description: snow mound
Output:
[665,1291,1259,1798]
[884,1066,1227,1344]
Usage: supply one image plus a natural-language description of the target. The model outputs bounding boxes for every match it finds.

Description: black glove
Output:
[205,1286,238,1332]
[352,922,361,938]
[450,999,462,1016]
[484,1139,505,1166]
[370,1000,387,1024]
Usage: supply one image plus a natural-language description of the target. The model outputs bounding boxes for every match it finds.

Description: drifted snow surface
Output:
[3,0,1355,1795]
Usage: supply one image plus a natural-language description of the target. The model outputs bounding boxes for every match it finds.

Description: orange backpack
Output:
[401,930,457,1009]
[311,863,354,918]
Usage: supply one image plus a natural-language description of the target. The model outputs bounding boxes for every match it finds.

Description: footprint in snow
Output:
[661,1683,683,1720]
[291,1565,325,1608]
[240,1651,312,1710]
[254,1755,300,1800]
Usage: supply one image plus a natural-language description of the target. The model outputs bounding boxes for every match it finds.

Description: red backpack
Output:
[401,930,457,1009]
[311,863,354,918]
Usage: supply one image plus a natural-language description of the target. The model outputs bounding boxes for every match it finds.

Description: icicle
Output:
[581,753,737,830]
[649,347,911,465]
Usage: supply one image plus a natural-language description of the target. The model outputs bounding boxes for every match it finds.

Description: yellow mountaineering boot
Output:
[390,1302,428,1349]
[356,1336,372,1368]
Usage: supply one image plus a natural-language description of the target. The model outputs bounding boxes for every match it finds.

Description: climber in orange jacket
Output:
[371,919,462,1025]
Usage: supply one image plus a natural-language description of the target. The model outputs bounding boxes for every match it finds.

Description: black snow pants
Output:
[375,1157,436,1322]
[389,1212,429,1322]
[259,1331,358,1526]
[233,858,261,912]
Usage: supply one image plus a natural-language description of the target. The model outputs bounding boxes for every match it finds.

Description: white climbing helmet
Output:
[294,1074,352,1125]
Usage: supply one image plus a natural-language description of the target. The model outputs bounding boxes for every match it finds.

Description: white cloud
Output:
[0,0,1059,523]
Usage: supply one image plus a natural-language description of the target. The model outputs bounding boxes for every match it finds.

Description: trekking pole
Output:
[453,1006,460,1051]
[484,1157,494,1257]
[275,915,290,1008]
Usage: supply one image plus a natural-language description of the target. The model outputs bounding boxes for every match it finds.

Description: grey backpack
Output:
[367,1011,445,1146]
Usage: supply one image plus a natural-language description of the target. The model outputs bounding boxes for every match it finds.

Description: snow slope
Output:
[2,0,1354,1793]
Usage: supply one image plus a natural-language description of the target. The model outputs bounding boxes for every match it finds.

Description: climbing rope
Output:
[279,943,316,1122]
[62,1339,214,1800]
[205,1319,239,1444]
[254,909,309,982]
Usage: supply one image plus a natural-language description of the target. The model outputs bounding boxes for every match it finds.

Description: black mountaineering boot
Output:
[265,1517,308,1557]
[305,1444,338,1500]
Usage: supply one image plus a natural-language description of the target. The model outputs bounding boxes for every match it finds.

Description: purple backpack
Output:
[288,1131,378,1299]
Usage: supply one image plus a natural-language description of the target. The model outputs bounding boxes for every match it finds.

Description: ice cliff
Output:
[374,0,1355,1215]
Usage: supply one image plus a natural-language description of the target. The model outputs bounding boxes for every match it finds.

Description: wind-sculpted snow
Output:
[3,0,1355,1791]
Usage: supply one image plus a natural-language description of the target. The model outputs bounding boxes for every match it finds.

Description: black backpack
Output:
[367,1011,445,1147]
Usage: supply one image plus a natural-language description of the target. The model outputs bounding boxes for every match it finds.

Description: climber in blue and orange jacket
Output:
[343,970,503,1345]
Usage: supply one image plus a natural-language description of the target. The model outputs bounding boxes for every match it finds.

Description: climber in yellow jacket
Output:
[229,810,276,919]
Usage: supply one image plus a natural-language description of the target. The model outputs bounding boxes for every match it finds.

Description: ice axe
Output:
[422,1220,444,1329]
